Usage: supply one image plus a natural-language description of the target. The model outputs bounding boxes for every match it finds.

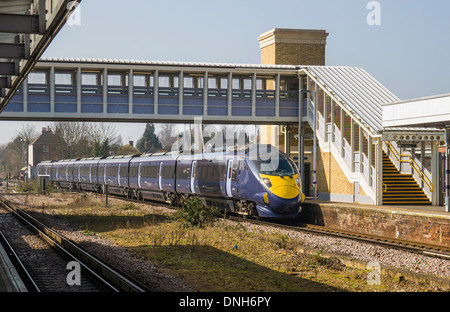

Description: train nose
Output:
[267,187,302,214]
[271,185,300,200]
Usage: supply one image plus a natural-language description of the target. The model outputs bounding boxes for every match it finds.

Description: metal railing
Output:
[385,141,433,192]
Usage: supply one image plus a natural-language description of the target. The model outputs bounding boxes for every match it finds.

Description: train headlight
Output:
[262,178,272,188]
[295,177,301,189]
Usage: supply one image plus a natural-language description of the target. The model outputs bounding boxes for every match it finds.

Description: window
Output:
[161,165,174,179]
[184,76,194,88]
[119,165,128,177]
[159,76,170,88]
[129,165,139,177]
[176,162,191,179]
[141,165,159,178]
[108,74,123,86]
[133,75,146,87]
[28,72,47,84]
[42,145,49,153]
[82,73,98,85]
[80,166,90,176]
[55,73,73,85]
[106,165,118,177]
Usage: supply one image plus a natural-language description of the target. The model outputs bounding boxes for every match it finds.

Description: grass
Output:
[16,192,443,292]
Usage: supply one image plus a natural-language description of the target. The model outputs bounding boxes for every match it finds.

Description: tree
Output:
[99,138,110,157]
[117,144,139,155]
[157,123,179,149]
[136,123,162,153]
[53,122,121,159]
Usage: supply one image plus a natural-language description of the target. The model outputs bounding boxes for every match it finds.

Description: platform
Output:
[301,199,450,247]
[0,241,27,292]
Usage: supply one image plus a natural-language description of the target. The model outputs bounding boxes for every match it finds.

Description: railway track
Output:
[0,195,149,292]
[228,216,450,260]
[2,191,450,288]
[102,191,450,261]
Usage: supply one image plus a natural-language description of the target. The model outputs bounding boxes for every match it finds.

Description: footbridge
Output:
[0,58,446,207]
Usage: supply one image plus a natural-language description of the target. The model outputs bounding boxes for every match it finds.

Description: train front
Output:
[249,149,305,218]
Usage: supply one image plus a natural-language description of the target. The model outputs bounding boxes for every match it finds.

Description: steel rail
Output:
[105,192,450,260]
[0,195,149,292]
[227,216,450,260]
[0,230,40,292]
[100,191,450,260]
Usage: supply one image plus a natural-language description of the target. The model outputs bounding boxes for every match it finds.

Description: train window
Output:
[176,163,191,179]
[106,165,118,177]
[129,165,138,177]
[141,165,159,178]
[161,165,174,179]
[232,160,240,181]
[119,165,128,177]
[80,166,89,176]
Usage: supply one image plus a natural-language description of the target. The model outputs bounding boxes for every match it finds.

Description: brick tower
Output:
[258,28,328,66]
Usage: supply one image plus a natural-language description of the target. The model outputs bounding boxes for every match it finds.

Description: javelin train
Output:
[36,144,304,218]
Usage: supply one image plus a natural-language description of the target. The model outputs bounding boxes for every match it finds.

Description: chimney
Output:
[129,140,134,147]
[42,126,52,134]
[258,28,328,65]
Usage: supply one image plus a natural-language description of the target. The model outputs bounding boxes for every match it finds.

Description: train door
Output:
[226,159,233,197]
[232,159,241,195]
[118,164,121,187]
[158,162,163,190]
[190,160,196,193]
[138,163,142,188]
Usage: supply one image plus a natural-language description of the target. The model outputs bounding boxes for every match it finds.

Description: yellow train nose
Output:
[260,174,301,200]
[272,185,300,199]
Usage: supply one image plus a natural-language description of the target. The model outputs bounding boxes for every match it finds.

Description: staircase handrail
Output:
[385,141,433,192]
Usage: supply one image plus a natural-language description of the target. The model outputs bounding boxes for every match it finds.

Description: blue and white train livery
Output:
[36,144,305,218]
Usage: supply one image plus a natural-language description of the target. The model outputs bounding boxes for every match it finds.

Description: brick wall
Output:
[301,202,450,247]
[274,43,326,65]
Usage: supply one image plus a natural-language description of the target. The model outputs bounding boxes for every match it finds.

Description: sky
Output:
[1,0,450,145]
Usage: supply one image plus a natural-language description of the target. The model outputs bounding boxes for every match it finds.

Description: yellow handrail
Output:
[385,141,433,192]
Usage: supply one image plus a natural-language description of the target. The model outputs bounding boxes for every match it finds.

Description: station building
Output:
[257,28,447,209]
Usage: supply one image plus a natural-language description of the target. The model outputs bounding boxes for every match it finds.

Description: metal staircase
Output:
[382,151,431,205]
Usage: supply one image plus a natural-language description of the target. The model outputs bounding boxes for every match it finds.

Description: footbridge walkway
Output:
[0,58,446,208]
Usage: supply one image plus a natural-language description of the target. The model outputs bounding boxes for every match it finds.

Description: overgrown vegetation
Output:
[9,193,443,292]
[173,196,220,228]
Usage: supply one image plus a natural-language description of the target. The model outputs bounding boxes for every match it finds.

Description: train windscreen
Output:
[251,154,296,176]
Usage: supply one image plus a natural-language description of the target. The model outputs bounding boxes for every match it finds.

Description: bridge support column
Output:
[446,127,450,212]
[431,141,439,206]
[284,125,290,156]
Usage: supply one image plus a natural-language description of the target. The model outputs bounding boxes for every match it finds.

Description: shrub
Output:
[174,196,219,228]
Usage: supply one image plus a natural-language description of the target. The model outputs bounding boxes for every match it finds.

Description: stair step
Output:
[382,202,432,206]
[383,195,429,199]
[382,150,431,206]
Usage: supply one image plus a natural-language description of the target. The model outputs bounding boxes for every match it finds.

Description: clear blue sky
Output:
[2,0,450,145]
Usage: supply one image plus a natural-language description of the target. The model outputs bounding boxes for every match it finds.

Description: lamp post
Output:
[300,89,317,200]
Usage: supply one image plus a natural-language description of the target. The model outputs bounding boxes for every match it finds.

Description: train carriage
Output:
[129,152,177,203]
[37,144,304,219]
[98,155,136,197]
[73,157,103,192]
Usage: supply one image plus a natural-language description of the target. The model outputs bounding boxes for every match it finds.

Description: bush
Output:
[174,196,219,228]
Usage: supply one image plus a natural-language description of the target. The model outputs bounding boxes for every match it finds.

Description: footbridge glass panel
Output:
[2,59,300,125]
